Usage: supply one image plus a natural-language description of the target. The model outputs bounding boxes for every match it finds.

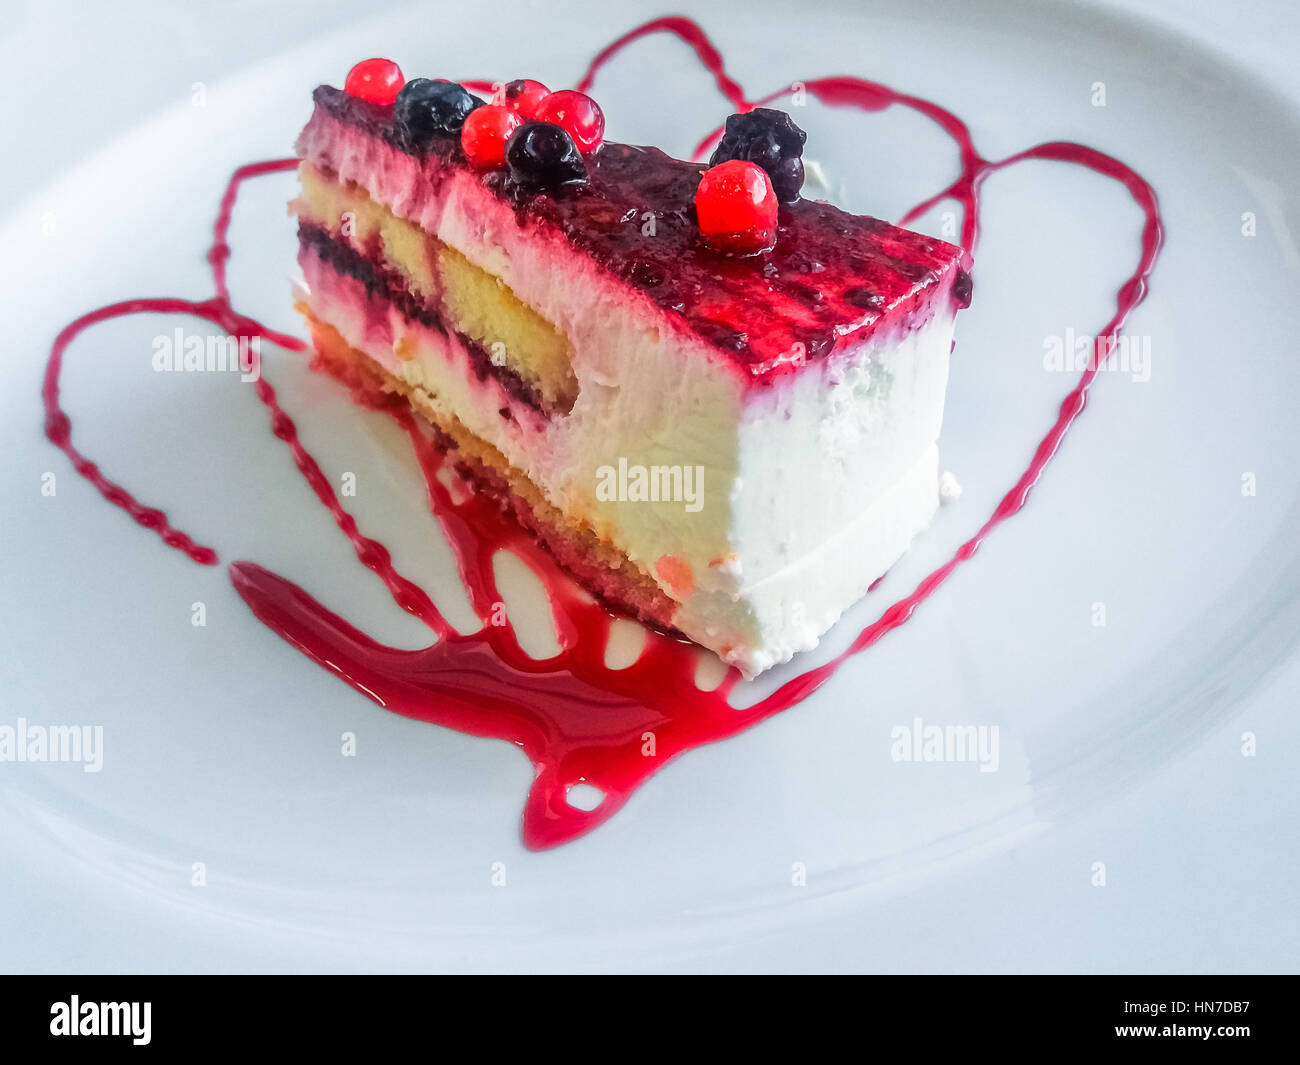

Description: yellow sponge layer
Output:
[436,245,577,412]
[295,163,439,303]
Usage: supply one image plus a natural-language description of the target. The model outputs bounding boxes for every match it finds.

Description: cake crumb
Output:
[939,470,963,505]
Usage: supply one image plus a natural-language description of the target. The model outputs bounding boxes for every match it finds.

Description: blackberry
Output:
[505,122,587,187]
[709,108,807,202]
[394,78,484,141]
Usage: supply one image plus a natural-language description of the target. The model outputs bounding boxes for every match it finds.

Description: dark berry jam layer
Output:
[311,85,966,379]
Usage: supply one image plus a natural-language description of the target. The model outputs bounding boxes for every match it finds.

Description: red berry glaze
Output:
[461,105,524,170]
[344,58,404,105]
[694,160,778,254]
[535,90,605,152]
[501,79,550,119]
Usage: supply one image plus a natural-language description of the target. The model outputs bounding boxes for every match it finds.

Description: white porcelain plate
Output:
[2,0,1298,972]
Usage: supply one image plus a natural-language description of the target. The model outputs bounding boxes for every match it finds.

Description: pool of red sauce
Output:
[42,16,1162,849]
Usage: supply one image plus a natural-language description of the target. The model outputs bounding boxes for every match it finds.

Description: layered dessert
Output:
[292,59,971,675]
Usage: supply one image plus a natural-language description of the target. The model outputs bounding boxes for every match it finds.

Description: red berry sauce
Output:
[502,78,551,119]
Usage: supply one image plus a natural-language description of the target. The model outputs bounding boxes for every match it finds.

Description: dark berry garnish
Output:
[505,122,587,187]
[534,90,605,153]
[394,78,485,141]
[344,58,405,105]
[695,160,778,254]
[501,79,550,119]
[953,269,973,308]
[709,108,807,202]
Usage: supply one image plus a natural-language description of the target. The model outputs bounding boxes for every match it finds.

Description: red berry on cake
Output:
[344,58,405,106]
[534,90,605,153]
[462,105,524,170]
[695,160,779,253]
[502,79,551,119]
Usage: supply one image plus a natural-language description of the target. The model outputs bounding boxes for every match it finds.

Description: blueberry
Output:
[709,108,807,202]
[394,78,484,141]
[768,156,804,202]
[505,122,586,187]
[953,269,973,308]
[744,131,784,171]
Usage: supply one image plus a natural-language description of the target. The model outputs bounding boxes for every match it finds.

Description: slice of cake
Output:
[291,60,971,675]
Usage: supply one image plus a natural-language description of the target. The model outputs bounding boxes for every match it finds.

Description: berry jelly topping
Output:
[695,160,778,254]
[534,89,605,152]
[344,58,405,105]
[306,84,966,378]
[502,141,960,374]
[709,108,807,202]
[501,78,551,118]
[394,78,484,142]
[461,104,523,170]
[505,121,587,186]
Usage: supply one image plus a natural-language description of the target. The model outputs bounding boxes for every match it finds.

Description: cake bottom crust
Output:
[300,309,683,637]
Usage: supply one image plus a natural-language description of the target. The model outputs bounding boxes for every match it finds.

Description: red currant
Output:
[501,79,551,119]
[534,90,605,153]
[344,58,404,105]
[461,105,524,170]
[695,160,779,254]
